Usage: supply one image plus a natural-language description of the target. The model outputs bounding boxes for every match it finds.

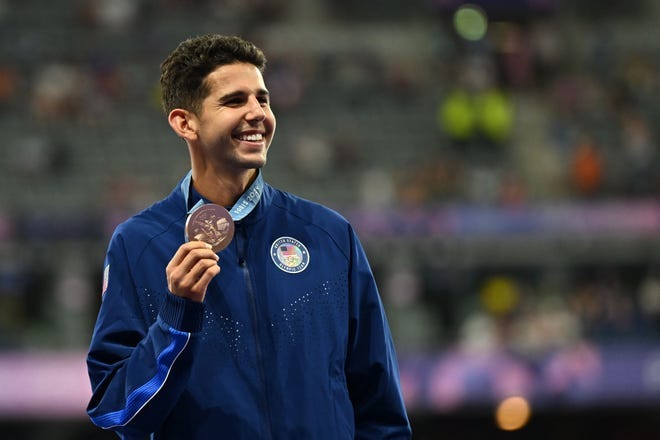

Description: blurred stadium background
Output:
[1,0,660,438]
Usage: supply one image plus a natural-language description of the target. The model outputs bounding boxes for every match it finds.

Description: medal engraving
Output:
[185,204,235,252]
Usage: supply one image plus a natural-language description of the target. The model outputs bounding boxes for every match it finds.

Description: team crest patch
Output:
[270,237,310,273]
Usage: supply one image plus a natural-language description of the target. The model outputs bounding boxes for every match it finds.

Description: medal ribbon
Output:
[180,169,264,221]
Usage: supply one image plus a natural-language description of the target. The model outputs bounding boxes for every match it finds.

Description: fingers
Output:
[168,241,216,269]
[166,241,221,302]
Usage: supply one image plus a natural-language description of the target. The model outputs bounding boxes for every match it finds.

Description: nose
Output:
[245,96,266,121]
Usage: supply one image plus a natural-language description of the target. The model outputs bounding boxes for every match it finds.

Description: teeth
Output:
[239,133,263,141]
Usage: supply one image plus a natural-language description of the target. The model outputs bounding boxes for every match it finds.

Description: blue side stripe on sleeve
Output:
[91,327,191,428]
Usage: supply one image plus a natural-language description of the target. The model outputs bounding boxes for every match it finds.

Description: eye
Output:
[224,98,245,107]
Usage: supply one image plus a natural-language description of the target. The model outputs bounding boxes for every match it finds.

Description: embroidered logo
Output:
[270,237,310,274]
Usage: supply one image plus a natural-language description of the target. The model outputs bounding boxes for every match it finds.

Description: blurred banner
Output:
[0,351,90,419]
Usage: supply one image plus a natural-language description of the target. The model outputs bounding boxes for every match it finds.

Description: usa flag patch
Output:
[270,237,310,274]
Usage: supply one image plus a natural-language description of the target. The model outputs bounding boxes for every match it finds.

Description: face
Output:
[190,62,276,174]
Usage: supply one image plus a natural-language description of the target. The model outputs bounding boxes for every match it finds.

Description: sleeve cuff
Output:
[159,293,205,333]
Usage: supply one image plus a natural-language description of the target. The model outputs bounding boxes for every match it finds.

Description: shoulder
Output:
[268,185,349,230]
[265,186,356,257]
[111,191,184,252]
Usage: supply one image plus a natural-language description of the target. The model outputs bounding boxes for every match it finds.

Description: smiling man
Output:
[86,34,411,439]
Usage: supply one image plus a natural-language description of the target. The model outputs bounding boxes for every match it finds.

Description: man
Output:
[86,34,411,439]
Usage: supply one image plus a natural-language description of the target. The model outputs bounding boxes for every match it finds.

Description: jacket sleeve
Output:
[344,226,412,439]
[86,232,204,438]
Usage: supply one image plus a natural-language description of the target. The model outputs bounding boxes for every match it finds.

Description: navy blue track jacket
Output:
[86,173,411,439]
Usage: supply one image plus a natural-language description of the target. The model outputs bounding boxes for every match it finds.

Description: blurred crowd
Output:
[0,0,660,413]
[381,258,660,352]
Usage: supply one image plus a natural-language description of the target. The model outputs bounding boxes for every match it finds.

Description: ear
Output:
[168,108,198,141]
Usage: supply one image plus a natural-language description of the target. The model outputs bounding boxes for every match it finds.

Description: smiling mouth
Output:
[235,133,264,142]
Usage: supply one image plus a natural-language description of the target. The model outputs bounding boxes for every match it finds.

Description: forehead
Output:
[204,62,267,95]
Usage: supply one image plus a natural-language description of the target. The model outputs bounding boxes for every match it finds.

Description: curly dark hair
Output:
[160,34,267,115]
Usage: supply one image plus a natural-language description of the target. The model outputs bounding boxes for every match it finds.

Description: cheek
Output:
[268,112,277,134]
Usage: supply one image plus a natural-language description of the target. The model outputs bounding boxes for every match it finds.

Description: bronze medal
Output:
[184,204,235,252]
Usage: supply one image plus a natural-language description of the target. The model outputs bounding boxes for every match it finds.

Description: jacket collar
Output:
[173,169,272,225]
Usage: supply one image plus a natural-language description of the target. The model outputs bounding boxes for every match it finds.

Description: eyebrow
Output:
[218,88,270,103]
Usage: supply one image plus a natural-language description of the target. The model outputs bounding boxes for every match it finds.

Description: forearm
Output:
[87,293,204,436]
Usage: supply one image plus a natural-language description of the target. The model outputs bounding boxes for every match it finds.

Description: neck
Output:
[192,168,258,207]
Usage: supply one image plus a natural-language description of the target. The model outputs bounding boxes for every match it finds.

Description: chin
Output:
[240,157,267,170]
[251,151,268,166]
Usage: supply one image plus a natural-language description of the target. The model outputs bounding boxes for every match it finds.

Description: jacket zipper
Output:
[236,224,274,440]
